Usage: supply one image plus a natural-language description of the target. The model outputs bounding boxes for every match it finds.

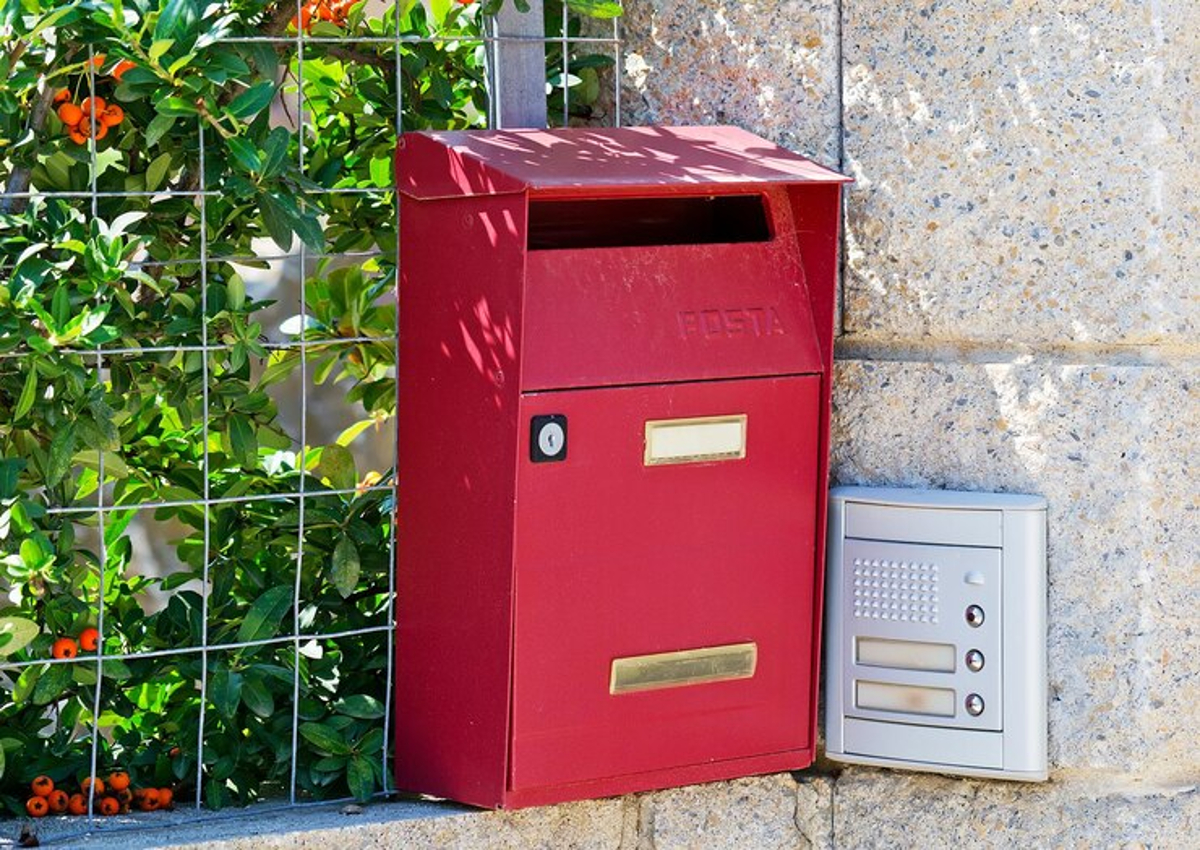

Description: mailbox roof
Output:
[397,126,851,200]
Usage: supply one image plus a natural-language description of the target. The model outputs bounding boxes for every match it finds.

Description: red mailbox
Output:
[394,126,849,808]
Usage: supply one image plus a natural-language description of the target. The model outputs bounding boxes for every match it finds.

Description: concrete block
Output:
[841,1,1199,345]
[617,0,841,165]
[831,359,1199,781]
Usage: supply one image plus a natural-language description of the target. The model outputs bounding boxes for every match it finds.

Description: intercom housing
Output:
[824,486,1048,781]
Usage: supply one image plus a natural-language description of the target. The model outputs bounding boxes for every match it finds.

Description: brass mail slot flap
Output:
[644,415,747,466]
[610,642,758,695]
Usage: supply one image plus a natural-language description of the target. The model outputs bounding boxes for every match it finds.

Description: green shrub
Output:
[0,0,616,814]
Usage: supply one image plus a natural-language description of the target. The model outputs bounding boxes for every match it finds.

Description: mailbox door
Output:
[510,375,821,791]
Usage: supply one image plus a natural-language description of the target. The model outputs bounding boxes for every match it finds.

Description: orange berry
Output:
[67,793,87,816]
[53,87,71,103]
[157,787,174,809]
[78,626,100,652]
[26,797,49,818]
[80,96,106,117]
[137,788,160,811]
[47,789,69,813]
[107,771,130,792]
[91,122,109,141]
[52,637,78,658]
[91,53,106,68]
[111,60,136,81]
[81,776,105,797]
[57,102,84,127]
[100,105,124,127]
[30,776,54,797]
[69,128,88,145]
[99,796,120,816]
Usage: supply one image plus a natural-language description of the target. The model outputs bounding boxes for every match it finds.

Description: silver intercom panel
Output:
[824,487,1048,781]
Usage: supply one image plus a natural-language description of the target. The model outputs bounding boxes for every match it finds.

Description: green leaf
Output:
[0,458,24,498]
[20,537,51,570]
[145,152,173,192]
[298,722,352,755]
[315,444,356,491]
[241,677,274,718]
[145,114,176,147]
[566,0,623,18]
[46,422,77,487]
[155,0,198,42]
[226,137,262,173]
[227,274,246,311]
[336,419,376,447]
[347,755,374,802]
[32,662,73,705]
[258,193,295,252]
[227,414,258,467]
[330,537,360,599]
[234,585,293,644]
[157,97,199,117]
[368,156,391,189]
[210,667,243,719]
[334,693,385,720]
[103,659,133,681]
[259,127,290,178]
[44,152,74,189]
[205,777,229,810]
[225,82,276,121]
[13,666,40,703]
[14,368,37,420]
[292,211,324,253]
[149,39,175,61]
[0,617,39,657]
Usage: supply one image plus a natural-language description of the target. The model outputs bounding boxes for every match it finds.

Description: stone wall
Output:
[616,0,1199,845]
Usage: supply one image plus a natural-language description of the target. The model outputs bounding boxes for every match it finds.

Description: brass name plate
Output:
[644,415,747,466]
[610,642,758,695]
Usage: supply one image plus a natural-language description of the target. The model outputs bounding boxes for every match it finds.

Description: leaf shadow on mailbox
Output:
[395,126,851,808]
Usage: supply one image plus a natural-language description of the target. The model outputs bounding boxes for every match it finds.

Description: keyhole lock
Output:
[530,415,568,463]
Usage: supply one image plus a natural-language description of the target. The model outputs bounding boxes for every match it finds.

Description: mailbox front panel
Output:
[510,375,821,791]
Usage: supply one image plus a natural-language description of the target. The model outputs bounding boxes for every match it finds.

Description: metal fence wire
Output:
[0,0,621,841]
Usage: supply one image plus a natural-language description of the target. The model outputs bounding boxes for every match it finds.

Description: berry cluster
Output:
[292,0,358,32]
[24,774,175,819]
[54,90,124,145]
[49,626,100,659]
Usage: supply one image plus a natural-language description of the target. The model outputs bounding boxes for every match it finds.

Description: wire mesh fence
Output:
[0,0,620,840]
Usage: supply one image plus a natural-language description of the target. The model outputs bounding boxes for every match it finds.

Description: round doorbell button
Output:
[965,693,985,716]
[966,649,985,672]
[530,415,568,463]
[965,605,985,627]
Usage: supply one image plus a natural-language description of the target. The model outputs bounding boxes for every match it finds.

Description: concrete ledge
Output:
[5,772,1196,848]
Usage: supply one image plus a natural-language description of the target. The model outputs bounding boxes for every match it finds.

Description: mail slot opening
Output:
[527,194,771,250]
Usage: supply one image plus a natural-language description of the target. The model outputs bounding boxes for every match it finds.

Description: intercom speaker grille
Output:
[851,558,940,623]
